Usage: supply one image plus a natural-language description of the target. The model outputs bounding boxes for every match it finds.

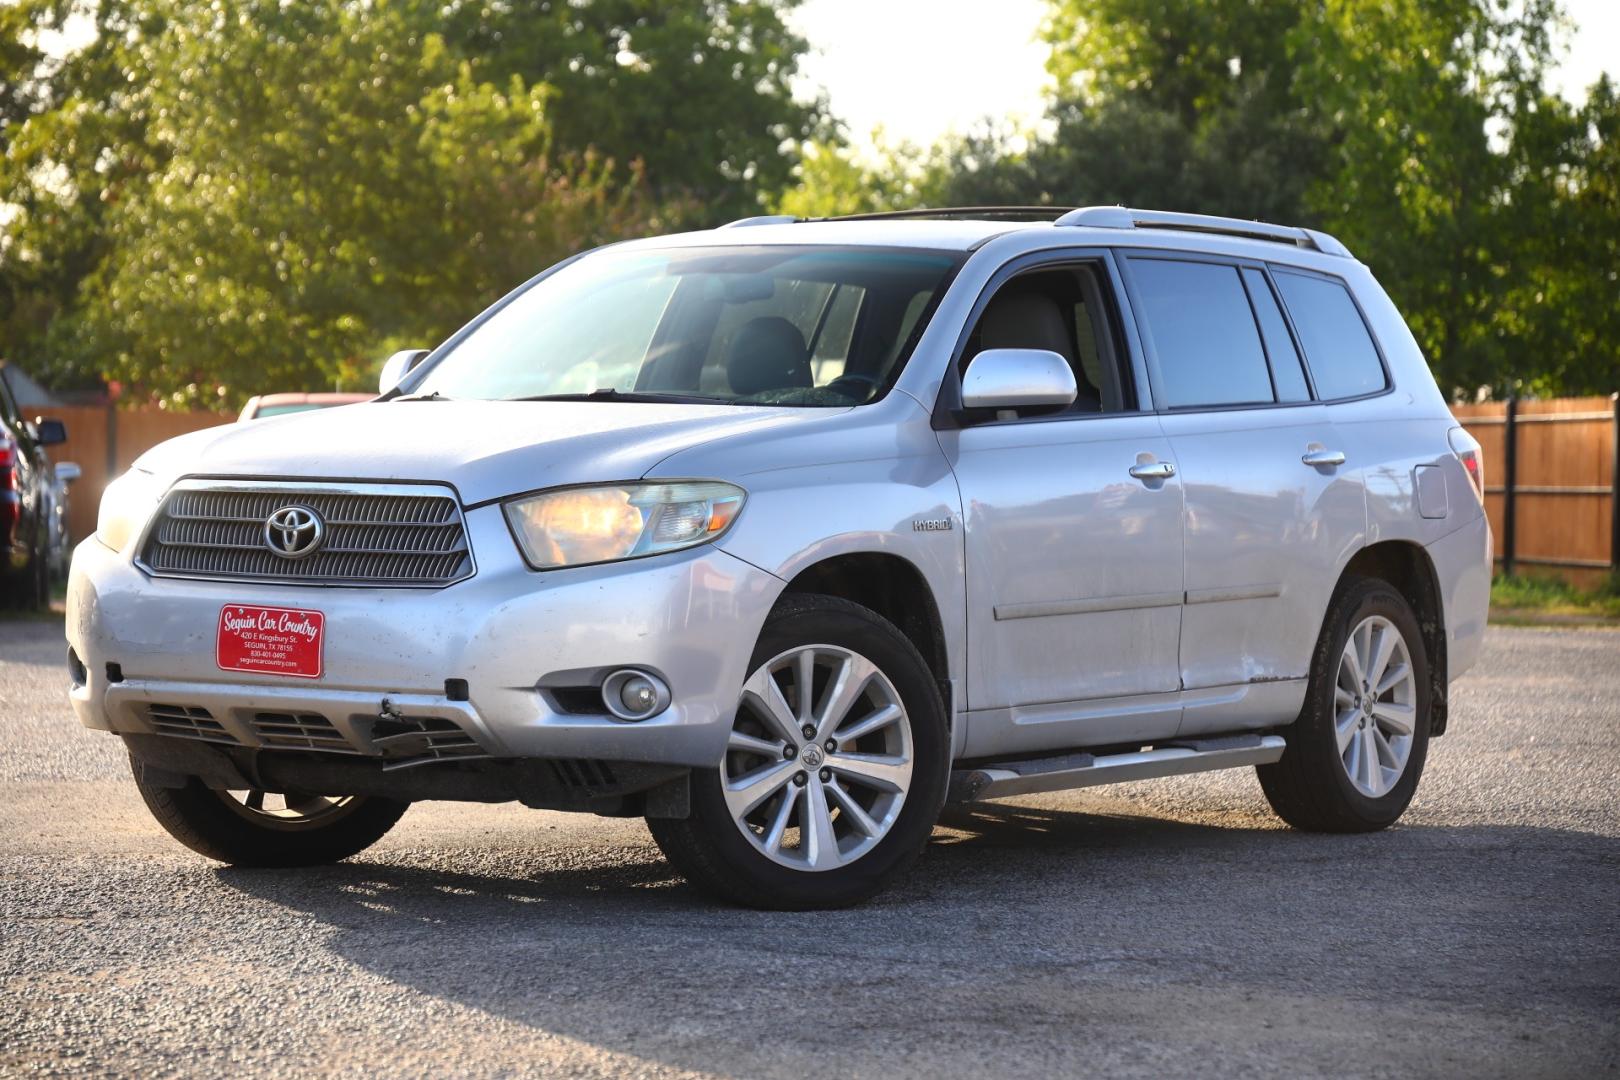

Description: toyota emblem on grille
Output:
[263,505,325,560]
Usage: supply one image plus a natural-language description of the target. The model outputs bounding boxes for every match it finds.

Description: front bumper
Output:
[66,504,783,769]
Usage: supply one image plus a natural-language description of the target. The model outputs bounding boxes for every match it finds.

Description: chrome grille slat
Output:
[139,483,474,587]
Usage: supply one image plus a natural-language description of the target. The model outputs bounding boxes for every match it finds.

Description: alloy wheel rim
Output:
[722,644,913,871]
[1335,615,1418,798]
[215,789,361,831]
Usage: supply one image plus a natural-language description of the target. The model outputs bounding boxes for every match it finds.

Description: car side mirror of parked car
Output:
[33,417,68,446]
[378,349,431,395]
[959,348,1077,417]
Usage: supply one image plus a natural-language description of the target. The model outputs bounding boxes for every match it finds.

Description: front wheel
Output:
[649,594,949,909]
[1257,577,1432,832]
[131,756,409,866]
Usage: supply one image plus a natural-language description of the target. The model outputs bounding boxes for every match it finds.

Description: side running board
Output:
[948,734,1286,803]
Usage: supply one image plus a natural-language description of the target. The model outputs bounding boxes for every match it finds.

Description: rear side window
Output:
[1130,259,1274,408]
[1273,271,1387,400]
[1240,268,1311,403]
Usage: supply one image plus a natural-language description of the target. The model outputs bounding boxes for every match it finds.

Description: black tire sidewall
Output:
[1298,579,1432,826]
[132,759,408,867]
[685,597,949,907]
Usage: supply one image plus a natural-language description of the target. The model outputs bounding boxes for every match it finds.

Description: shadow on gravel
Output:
[212,800,1620,1076]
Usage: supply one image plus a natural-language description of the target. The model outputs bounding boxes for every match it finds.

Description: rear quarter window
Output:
[1273,271,1387,400]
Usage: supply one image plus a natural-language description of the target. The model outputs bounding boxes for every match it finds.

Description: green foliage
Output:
[777,135,950,218]
[1491,573,1620,620]
[434,0,822,217]
[798,0,1618,401]
[0,0,818,404]
[7,0,1616,404]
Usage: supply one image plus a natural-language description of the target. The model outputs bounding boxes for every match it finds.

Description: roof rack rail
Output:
[720,206,1075,228]
[818,206,1072,223]
[720,214,799,228]
[1055,206,1352,258]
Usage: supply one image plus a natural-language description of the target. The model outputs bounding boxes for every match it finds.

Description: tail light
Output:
[0,434,15,492]
[0,435,15,541]
[1448,427,1485,504]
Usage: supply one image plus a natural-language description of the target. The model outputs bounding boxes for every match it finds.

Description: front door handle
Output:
[1128,461,1176,481]
[1302,448,1347,468]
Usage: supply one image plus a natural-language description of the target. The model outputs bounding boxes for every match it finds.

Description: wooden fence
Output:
[1452,394,1620,582]
[19,402,233,547]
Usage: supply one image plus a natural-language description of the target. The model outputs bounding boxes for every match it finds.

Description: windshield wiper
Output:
[391,390,450,402]
[506,388,736,405]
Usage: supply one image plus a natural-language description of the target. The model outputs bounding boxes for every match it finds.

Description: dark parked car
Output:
[0,370,67,609]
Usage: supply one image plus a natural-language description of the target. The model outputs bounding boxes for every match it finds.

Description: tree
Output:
[9,0,661,405]
[429,0,823,218]
[1498,77,1620,396]
[902,0,1617,398]
[1,0,822,403]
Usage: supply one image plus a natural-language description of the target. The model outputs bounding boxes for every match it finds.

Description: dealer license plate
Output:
[216,604,325,679]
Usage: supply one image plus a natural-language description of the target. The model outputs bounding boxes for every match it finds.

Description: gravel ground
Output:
[2,617,1616,1079]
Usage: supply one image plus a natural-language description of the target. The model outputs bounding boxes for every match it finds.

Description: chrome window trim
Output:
[133,478,477,589]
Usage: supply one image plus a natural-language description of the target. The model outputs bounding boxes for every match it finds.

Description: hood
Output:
[134,400,816,505]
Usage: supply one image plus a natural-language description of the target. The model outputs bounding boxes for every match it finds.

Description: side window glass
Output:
[809,285,864,383]
[1130,259,1274,408]
[0,375,18,425]
[883,289,933,370]
[1272,271,1387,400]
[1241,267,1311,403]
[1072,302,1107,399]
[960,264,1129,415]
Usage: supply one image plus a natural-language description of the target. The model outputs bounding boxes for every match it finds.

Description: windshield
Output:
[411,245,963,406]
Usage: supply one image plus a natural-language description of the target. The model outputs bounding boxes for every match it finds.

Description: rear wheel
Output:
[649,594,948,909]
[131,756,409,866]
[1258,577,1431,832]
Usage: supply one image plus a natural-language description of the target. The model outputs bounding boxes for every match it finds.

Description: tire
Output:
[1257,577,1432,832]
[130,755,409,867]
[649,594,949,909]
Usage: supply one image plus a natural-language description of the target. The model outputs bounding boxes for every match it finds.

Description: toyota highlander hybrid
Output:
[67,206,1492,909]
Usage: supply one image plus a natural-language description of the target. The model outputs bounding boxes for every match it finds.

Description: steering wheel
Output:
[826,373,881,401]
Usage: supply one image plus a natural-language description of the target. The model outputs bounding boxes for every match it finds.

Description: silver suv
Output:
[68,206,1492,908]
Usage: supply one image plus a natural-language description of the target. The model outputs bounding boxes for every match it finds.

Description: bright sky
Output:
[789,0,1620,155]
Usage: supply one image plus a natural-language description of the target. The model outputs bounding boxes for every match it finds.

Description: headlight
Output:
[96,469,165,552]
[503,481,745,569]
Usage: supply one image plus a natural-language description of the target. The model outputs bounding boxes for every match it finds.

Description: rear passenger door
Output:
[1121,254,1367,732]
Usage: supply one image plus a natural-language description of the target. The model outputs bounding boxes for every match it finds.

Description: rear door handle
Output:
[1128,461,1176,481]
[1302,448,1346,468]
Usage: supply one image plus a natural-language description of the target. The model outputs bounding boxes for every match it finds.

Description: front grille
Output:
[146,704,239,745]
[138,484,473,587]
[250,711,358,754]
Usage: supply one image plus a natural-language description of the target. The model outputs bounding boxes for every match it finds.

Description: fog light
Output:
[601,669,671,721]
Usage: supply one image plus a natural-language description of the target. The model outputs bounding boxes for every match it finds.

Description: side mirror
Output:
[33,417,68,446]
[960,349,1077,413]
[55,462,82,484]
[379,349,430,394]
